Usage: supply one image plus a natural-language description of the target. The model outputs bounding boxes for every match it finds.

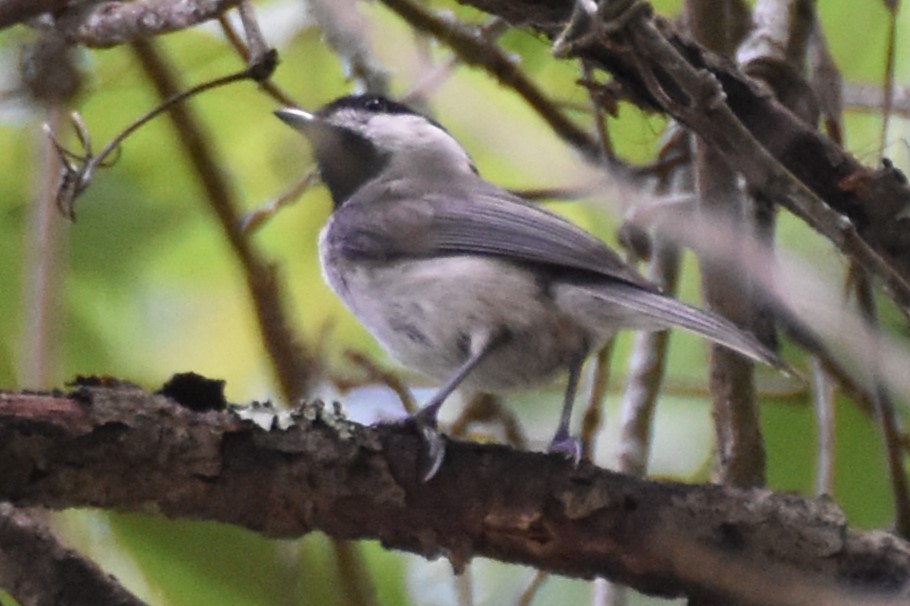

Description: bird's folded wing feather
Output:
[329,183,658,291]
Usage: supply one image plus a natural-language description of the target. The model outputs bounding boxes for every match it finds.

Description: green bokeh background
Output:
[1,1,908,604]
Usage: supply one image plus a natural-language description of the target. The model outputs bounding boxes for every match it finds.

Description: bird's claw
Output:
[416,419,446,481]
[547,432,582,466]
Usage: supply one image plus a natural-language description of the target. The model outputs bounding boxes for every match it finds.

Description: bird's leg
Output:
[412,331,505,480]
[547,354,586,464]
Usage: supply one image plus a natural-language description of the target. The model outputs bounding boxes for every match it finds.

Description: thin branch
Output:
[217,14,297,107]
[448,392,527,450]
[811,357,836,497]
[339,350,418,415]
[604,134,689,606]
[615,236,681,476]
[332,541,379,606]
[843,83,910,118]
[236,0,269,64]
[306,0,390,94]
[853,271,910,539]
[879,0,900,159]
[240,168,318,235]
[47,52,276,218]
[582,61,615,160]
[736,0,817,353]
[687,0,763,488]
[736,0,817,123]
[19,107,69,390]
[579,342,614,461]
[807,22,844,143]
[516,570,549,606]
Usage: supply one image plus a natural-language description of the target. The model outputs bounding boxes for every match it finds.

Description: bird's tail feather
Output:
[586,282,790,373]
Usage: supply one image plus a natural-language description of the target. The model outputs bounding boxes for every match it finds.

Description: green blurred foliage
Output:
[1,0,908,604]
[0,588,22,606]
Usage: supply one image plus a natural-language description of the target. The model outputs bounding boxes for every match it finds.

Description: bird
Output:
[274,94,785,479]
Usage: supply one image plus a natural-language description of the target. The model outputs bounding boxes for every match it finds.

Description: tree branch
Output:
[0,0,66,29]
[0,503,146,606]
[1,380,909,605]
[53,0,243,48]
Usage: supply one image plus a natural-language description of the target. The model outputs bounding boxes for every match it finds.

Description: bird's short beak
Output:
[274,107,317,131]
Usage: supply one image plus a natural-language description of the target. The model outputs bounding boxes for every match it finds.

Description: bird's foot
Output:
[547,430,582,466]
[410,406,447,481]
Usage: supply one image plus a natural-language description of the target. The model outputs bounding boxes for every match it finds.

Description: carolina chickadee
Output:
[275,94,783,479]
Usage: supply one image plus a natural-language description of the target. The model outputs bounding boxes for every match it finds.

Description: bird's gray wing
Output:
[329,182,658,291]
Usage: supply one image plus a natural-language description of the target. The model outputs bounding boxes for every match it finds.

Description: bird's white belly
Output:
[320,247,589,392]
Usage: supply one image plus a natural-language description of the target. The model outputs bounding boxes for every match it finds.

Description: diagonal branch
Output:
[0,503,146,606]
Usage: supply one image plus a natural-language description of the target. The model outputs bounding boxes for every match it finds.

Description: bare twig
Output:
[448,392,527,449]
[879,0,900,159]
[811,357,836,497]
[455,569,474,606]
[240,168,318,235]
[807,21,843,143]
[307,0,389,94]
[19,107,69,390]
[853,271,910,538]
[843,83,910,118]
[615,237,681,476]
[332,541,379,606]
[737,0,818,352]
[217,14,297,106]
[47,54,276,218]
[582,61,615,160]
[604,134,688,606]
[736,0,817,124]
[400,54,459,103]
[687,0,763,488]
[339,350,418,415]
[236,0,269,64]
[579,342,614,461]
[516,569,549,606]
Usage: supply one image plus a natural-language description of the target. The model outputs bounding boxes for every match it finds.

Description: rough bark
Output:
[0,378,909,605]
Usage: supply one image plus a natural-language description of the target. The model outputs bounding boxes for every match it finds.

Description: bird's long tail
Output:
[585,282,789,373]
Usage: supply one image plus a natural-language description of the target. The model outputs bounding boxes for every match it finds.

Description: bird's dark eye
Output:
[363,97,385,112]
